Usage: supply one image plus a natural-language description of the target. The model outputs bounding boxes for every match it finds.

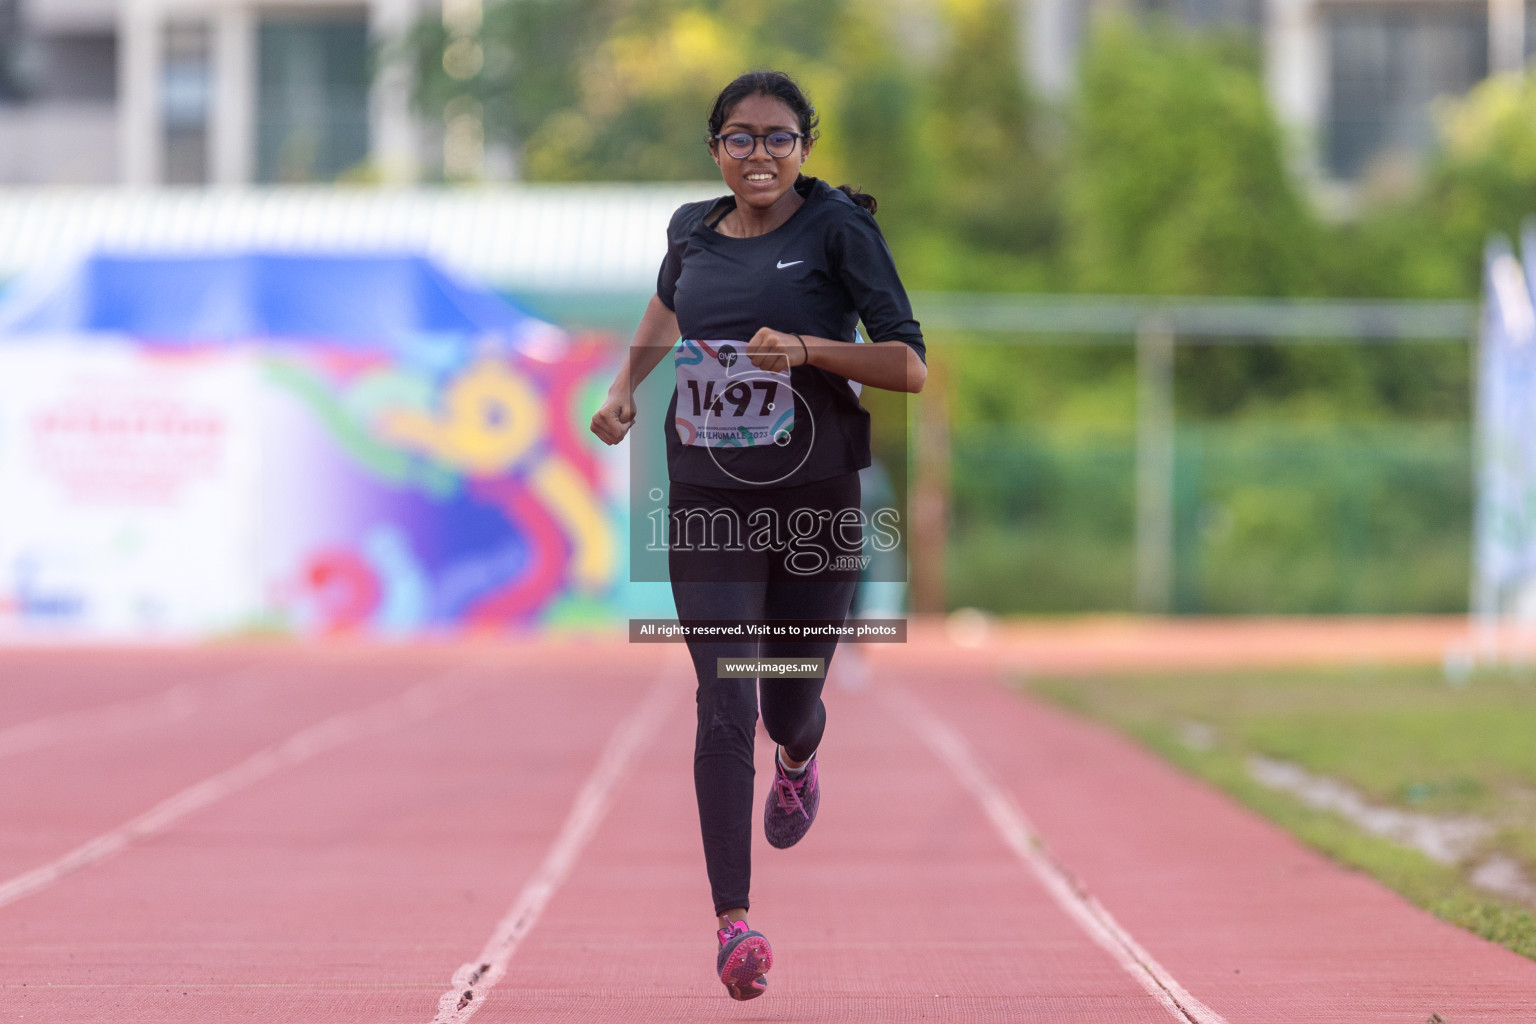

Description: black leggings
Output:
[669,472,860,915]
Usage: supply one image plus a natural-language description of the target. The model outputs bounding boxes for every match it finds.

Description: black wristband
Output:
[792,333,808,367]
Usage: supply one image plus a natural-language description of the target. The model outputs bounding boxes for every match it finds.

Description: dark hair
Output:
[706,70,878,215]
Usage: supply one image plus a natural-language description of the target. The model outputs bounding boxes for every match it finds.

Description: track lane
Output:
[0,666,483,911]
[430,669,678,1021]
[0,649,455,881]
[0,643,676,1023]
[468,664,1183,1022]
[0,648,265,731]
[888,659,1536,1022]
[880,682,1226,1024]
[6,640,1536,1022]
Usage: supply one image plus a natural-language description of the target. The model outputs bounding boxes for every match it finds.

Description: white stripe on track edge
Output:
[430,670,676,1023]
[0,682,202,759]
[0,665,281,760]
[880,684,1229,1024]
[0,669,479,911]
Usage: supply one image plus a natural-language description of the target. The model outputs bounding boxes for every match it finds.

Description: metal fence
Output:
[917,294,1479,614]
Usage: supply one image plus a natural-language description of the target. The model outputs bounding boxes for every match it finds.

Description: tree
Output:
[393,0,917,184]
[1064,17,1320,297]
[903,0,1058,288]
[395,0,619,179]
[1326,67,1536,306]
[1417,70,1536,296]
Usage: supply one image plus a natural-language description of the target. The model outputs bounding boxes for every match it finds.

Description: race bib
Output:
[673,339,796,448]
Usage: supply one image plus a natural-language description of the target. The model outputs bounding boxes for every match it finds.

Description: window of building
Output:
[1138,0,1264,29]
[256,16,370,184]
[163,23,211,185]
[1325,7,1502,180]
[0,0,25,102]
[0,20,117,107]
[36,34,117,103]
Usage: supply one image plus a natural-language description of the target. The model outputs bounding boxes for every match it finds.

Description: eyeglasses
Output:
[711,131,806,160]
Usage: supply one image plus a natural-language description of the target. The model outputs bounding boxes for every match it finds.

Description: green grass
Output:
[1028,666,1536,961]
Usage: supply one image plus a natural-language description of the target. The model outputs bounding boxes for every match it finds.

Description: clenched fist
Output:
[590,390,637,445]
[745,328,809,372]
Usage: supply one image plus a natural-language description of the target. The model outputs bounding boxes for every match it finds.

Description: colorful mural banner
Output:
[260,338,620,636]
[0,338,622,638]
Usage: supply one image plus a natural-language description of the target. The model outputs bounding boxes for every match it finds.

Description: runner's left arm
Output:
[744,329,926,393]
[743,204,927,393]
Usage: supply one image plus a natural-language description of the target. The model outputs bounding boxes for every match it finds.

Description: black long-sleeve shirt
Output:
[656,175,924,489]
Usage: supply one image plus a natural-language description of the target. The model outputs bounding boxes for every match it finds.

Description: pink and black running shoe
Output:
[716,920,772,1000]
[764,750,819,849]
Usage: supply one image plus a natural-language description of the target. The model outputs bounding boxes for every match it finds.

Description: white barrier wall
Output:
[0,343,264,637]
[0,187,717,292]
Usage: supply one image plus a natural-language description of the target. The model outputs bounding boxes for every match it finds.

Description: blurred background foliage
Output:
[400,2,1536,614]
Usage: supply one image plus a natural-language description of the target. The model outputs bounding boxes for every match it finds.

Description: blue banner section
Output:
[3,253,552,353]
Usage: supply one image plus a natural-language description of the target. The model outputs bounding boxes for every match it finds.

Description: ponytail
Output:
[837,184,877,215]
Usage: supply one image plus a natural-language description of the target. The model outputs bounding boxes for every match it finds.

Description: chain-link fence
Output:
[922,294,1477,615]
[949,421,1471,614]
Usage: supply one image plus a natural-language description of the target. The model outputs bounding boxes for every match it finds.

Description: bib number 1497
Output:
[685,378,779,418]
[673,339,795,448]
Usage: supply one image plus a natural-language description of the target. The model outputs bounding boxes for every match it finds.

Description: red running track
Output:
[0,639,1532,1022]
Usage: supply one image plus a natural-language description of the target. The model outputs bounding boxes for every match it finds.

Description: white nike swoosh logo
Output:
[776,260,803,269]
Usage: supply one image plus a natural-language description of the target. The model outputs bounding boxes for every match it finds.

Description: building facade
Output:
[0,0,424,186]
[0,0,1531,187]
[1266,0,1532,180]
[1031,0,1533,182]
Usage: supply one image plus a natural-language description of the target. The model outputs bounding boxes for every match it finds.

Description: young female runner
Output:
[589,69,926,1001]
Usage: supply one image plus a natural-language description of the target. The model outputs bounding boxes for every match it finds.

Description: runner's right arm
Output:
[590,293,680,446]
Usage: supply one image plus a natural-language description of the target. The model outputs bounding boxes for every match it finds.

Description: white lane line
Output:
[0,669,481,911]
[0,683,200,759]
[0,668,273,760]
[880,684,1229,1024]
[430,670,676,1023]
